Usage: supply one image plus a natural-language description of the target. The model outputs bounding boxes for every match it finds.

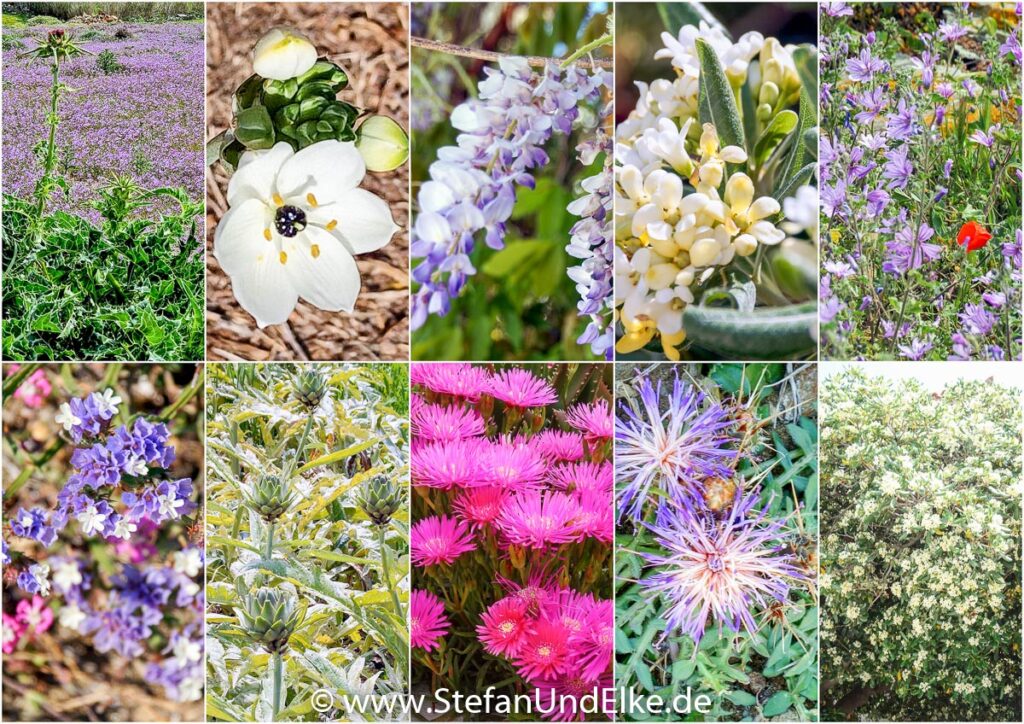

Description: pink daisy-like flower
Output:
[412,438,487,489]
[573,490,613,543]
[411,363,493,401]
[482,440,547,491]
[410,589,450,651]
[476,596,531,656]
[498,491,582,550]
[13,370,52,409]
[15,595,54,635]
[410,515,477,566]
[565,399,612,442]
[412,402,486,441]
[534,430,585,462]
[547,461,612,495]
[453,486,508,529]
[513,617,571,681]
[573,598,614,682]
[488,369,557,408]
[2,613,24,654]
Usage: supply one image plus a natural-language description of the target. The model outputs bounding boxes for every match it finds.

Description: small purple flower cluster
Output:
[410,56,610,330]
[566,100,613,359]
[11,392,195,553]
[4,389,203,703]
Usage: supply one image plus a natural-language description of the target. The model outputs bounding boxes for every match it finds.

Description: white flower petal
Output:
[213,198,272,276]
[276,140,365,202]
[228,143,294,205]
[230,249,300,328]
[282,226,361,313]
[325,188,400,255]
[253,27,318,81]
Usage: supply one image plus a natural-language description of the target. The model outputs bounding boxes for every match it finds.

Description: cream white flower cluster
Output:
[820,370,1021,722]
[614,22,811,359]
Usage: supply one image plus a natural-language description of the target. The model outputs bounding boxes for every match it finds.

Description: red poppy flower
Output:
[956,221,992,252]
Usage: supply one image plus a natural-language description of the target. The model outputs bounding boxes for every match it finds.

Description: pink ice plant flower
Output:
[565,399,613,443]
[482,439,548,490]
[410,515,477,566]
[547,461,613,495]
[411,363,493,401]
[453,486,508,529]
[412,438,487,489]
[533,430,585,462]
[13,369,52,409]
[488,368,558,408]
[476,596,531,656]
[412,402,486,441]
[15,595,54,635]
[497,491,583,549]
[410,589,450,651]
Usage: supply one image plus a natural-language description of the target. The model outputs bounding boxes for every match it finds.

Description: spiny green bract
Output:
[206,362,410,722]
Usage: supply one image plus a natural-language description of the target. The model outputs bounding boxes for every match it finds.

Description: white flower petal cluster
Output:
[821,371,1021,722]
[214,140,399,328]
[614,24,803,358]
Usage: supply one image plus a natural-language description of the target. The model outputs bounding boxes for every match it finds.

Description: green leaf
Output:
[658,2,730,38]
[780,87,816,186]
[773,163,816,209]
[753,110,798,168]
[725,689,757,706]
[695,38,745,151]
[762,690,793,717]
[482,239,550,278]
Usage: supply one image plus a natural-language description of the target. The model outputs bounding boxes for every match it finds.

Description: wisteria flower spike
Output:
[213,140,399,327]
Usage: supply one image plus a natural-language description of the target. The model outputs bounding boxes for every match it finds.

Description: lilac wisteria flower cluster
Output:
[409,363,614,721]
[410,56,613,354]
[2,369,204,716]
[819,1,1022,360]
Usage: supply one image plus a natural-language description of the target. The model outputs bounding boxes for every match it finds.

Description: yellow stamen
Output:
[325,219,338,231]
[263,228,272,241]
[311,244,320,259]
[306,193,318,207]
[272,193,285,207]
[279,251,288,264]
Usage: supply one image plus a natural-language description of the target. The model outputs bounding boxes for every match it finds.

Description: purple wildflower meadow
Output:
[820,3,1022,360]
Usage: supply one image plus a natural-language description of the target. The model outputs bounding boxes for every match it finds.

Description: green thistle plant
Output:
[236,587,305,653]
[292,368,327,410]
[243,474,294,522]
[358,474,401,527]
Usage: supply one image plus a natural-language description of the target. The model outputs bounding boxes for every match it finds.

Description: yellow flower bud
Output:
[356,115,410,172]
[253,27,318,81]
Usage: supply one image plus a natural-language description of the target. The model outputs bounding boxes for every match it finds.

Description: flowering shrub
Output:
[819,1,1023,360]
[615,363,818,721]
[2,364,204,720]
[205,363,409,722]
[1,10,205,360]
[820,368,1022,720]
[410,363,613,721]
[410,3,613,361]
[614,3,818,361]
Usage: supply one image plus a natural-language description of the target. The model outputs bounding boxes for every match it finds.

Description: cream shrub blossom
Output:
[821,370,1021,721]
[213,140,399,327]
[614,23,810,359]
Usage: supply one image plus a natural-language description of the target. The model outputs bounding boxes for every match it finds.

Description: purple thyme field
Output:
[2,21,204,225]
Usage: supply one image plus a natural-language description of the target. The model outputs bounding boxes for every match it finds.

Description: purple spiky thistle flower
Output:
[639,487,801,645]
[615,374,737,521]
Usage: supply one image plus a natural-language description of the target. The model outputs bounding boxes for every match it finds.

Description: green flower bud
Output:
[22,29,90,63]
[356,115,410,173]
[758,80,780,108]
[357,475,402,526]
[236,588,305,653]
[243,474,295,522]
[293,369,327,410]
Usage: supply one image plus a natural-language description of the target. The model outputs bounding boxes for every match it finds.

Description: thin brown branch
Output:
[409,36,613,70]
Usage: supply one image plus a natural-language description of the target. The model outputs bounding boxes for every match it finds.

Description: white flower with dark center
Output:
[214,140,400,327]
